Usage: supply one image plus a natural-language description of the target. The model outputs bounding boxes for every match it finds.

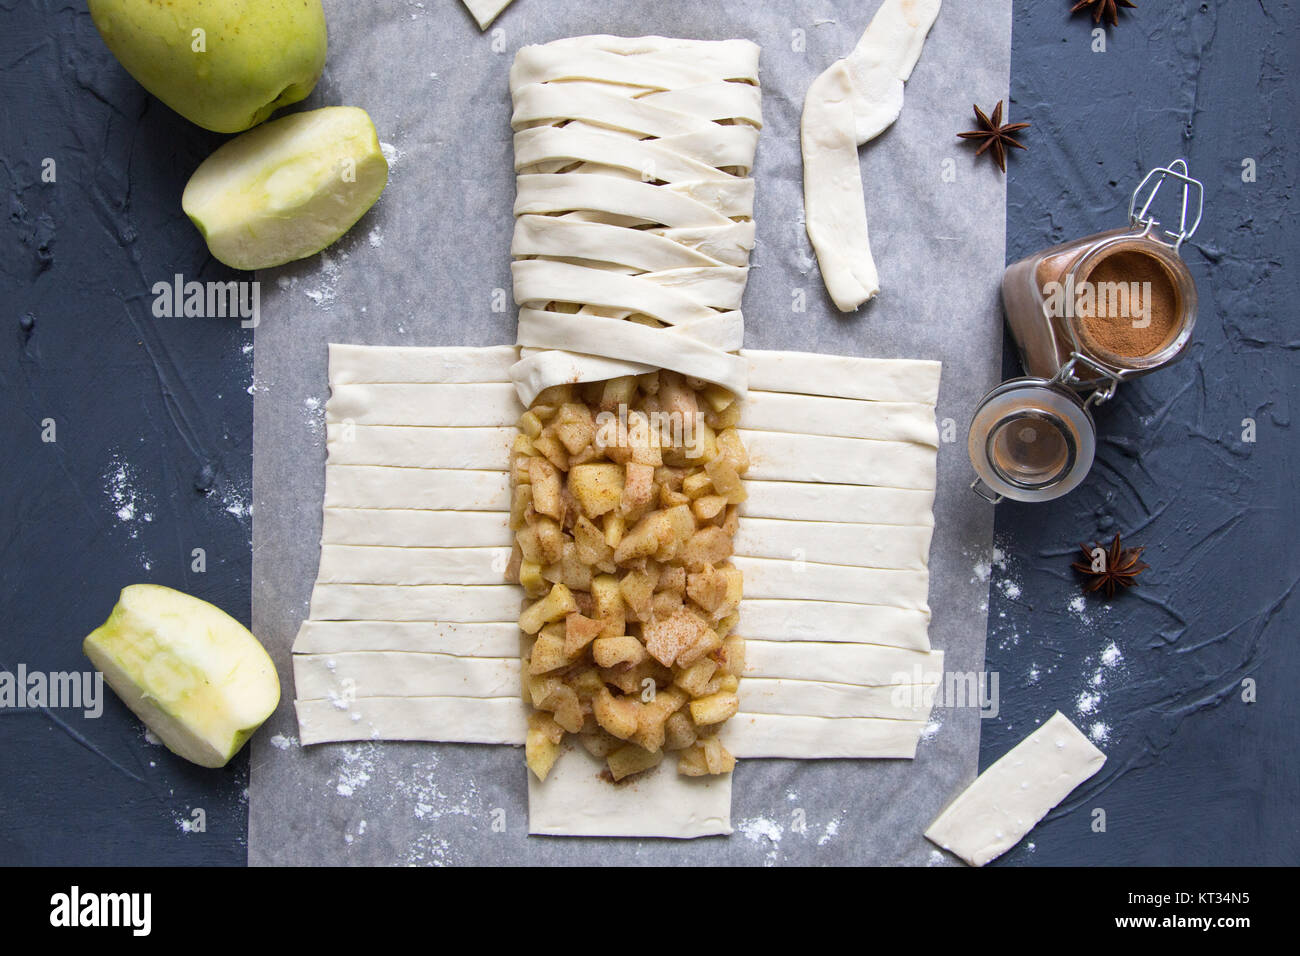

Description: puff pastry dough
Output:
[802,0,942,311]
[505,36,763,405]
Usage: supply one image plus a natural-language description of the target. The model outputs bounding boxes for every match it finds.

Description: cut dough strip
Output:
[295,696,527,747]
[741,480,935,527]
[925,712,1107,867]
[732,556,930,610]
[723,714,927,760]
[746,641,943,686]
[308,584,522,623]
[326,383,522,427]
[325,425,515,470]
[745,348,942,408]
[741,677,939,721]
[328,344,519,384]
[315,545,511,586]
[293,621,520,657]
[324,466,511,512]
[294,652,518,701]
[740,391,938,446]
[742,430,937,490]
[735,517,933,571]
[739,600,931,652]
[321,509,510,548]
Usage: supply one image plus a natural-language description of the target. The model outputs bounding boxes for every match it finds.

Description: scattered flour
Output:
[1088,721,1111,743]
[333,744,377,797]
[927,849,947,866]
[738,816,784,866]
[817,817,841,847]
[269,734,297,751]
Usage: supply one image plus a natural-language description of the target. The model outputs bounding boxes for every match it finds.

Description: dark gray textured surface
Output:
[0,0,1295,866]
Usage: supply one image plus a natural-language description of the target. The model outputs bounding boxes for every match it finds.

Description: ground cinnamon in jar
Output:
[1075,245,1180,359]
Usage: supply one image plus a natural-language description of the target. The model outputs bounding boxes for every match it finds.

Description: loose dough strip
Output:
[732,556,930,610]
[741,677,939,721]
[723,714,927,760]
[295,696,527,747]
[323,466,511,512]
[746,641,943,686]
[315,545,511,586]
[802,0,942,310]
[320,509,510,548]
[741,480,935,527]
[744,349,942,406]
[528,747,732,838]
[308,584,521,623]
[735,517,933,571]
[739,599,931,651]
[293,621,520,657]
[740,392,937,446]
[925,712,1107,867]
[328,344,519,384]
[294,652,518,701]
[326,383,521,427]
[326,424,515,470]
[742,430,937,489]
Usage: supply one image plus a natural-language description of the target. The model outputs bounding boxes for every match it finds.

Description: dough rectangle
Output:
[528,747,732,839]
[924,711,1107,866]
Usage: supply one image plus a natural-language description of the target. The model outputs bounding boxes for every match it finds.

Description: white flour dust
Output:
[737,816,783,866]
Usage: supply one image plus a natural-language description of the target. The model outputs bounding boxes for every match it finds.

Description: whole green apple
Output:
[87,0,328,134]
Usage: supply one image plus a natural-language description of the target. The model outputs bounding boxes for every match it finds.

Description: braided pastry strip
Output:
[507,36,762,406]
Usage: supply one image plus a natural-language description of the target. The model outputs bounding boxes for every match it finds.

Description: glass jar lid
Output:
[969,378,1097,503]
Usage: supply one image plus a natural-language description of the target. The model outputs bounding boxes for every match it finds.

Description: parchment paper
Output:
[249,0,1009,866]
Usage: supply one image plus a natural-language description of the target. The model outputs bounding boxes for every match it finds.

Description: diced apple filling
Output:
[508,372,748,782]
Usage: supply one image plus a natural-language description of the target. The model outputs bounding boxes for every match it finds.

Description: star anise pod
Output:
[1071,532,1149,599]
[957,101,1029,173]
[1071,0,1137,28]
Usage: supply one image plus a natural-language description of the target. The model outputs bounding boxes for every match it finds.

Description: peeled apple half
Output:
[183,106,389,271]
[83,584,281,768]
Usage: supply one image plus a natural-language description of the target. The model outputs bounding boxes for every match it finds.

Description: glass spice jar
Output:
[970,161,1205,504]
